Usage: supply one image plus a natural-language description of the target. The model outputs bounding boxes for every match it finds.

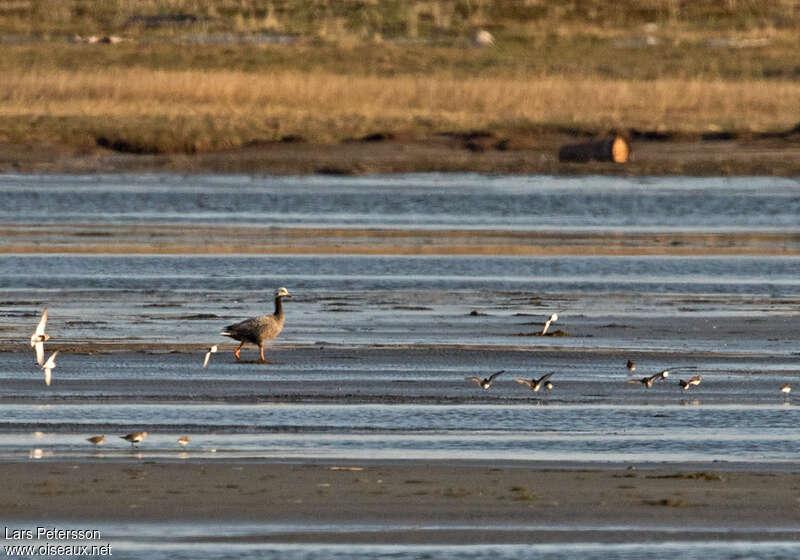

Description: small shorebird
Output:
[679,375,703,391]
[30,309,50,366]
[626,360,636,373]
[544,380,553,392]
[540,313,558,335]
[40,351,58,387]
[657,369,670,380]
[780,384,791,397]
[87,435,105,446]
[465,370,505,389]
[121,431,148,447]
[221,287,291,362]
[178,435,190,447]
[629,372,661,388]
[515,372,554,393]
[202,345,217,368]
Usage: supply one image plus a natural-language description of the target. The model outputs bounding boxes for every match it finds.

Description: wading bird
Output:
[121,431,148,447]
[221,287,291,362]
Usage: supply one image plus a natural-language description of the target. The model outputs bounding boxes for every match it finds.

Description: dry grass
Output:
[1,68,797,151]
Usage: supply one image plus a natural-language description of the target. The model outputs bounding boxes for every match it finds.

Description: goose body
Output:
[221,288,291,362]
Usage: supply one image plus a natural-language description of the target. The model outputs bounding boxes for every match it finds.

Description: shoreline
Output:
[3,135,800,177]
[3,225,800,256]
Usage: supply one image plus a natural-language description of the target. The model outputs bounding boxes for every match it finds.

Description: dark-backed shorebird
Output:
[679,375,703,391]
[626,360,636,373]
[87,435,105,446]
[515,372,554,393]
[178,435,190,447]
[780,384,791,398]
[628,372,662,388]
[221,287,291,362]
[121,431,148,447]
[465,370,505,389]
[30,309,50,366]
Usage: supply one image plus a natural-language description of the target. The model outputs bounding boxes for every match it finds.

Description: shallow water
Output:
[1,173,799,555]
[5,522,800,560]
[1,173,799,230]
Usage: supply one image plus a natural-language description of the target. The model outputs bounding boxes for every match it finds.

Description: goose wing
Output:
[487,370,505,382]
[514,378,534,388]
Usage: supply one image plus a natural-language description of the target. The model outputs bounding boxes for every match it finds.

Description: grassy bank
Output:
[2,68,796,152]
[1,1,799,158]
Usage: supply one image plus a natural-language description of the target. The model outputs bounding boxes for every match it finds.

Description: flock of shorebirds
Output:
[23,287,793,448]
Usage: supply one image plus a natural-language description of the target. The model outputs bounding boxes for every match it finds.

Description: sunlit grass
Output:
[1,68,796,152]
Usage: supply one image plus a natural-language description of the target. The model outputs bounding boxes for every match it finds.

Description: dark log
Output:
[558,136,630,163]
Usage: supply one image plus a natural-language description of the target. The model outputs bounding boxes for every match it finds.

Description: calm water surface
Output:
[1,173,798,230]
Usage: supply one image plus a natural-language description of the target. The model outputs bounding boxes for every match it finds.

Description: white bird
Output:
[41,351,58,387]
[203,345,218,368]
[472,28,494,47]
[30,309,50,366]
[540,313,558,335]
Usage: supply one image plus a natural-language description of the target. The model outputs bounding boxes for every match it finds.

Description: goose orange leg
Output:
[234,342,244,361]
[259,345,265,362]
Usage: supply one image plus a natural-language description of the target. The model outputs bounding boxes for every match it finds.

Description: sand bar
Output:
[2,224,800,255]
[2,460,799,543]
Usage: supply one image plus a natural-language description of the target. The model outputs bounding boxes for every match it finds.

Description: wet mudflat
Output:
[0,173,799,556]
